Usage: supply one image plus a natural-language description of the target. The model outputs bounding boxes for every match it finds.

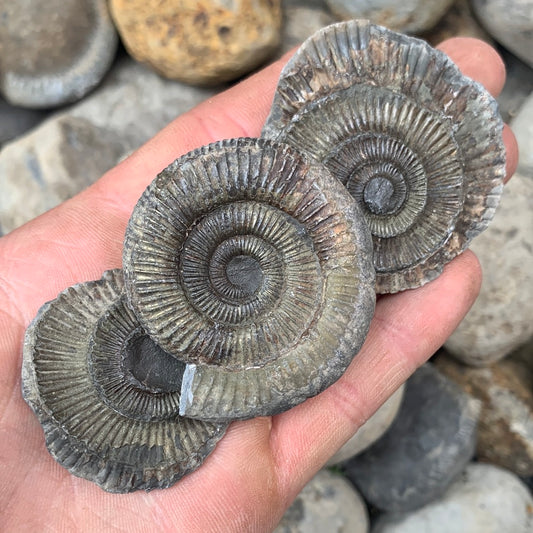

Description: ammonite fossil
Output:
[263,19,507,293]
[22,270,228,493]
[122,137,376,421]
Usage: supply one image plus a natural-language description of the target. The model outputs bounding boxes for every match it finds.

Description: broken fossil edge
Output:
[21,269,228,493]
[263,19,506,293]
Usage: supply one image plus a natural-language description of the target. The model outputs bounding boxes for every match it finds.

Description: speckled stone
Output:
[434,349,533,477]
[326,384,405,466]
[471,0,533,69]
[109,0,282,86]
[444,171,533,365]
[344,364,480,513]
[324,0,456,34]
[0,0,118,108]
[275,470,369,533]
[0,56,215,234]
[373,464,533,533]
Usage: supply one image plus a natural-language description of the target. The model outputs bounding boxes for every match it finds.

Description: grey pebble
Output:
[343,364,480,512]
[0,0,118,108]
[372,463,533,533]
[275,469,369,533]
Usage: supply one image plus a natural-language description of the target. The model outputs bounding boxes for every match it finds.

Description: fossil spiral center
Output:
[124,334,185,393]
[363,176,405,215]
[225,255,264,296]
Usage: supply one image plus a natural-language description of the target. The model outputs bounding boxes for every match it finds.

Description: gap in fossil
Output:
[124,334,185,393]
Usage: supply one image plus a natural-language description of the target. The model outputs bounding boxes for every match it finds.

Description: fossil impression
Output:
[123,137,376,421]
[263,19,507,293]
[22,270,228,493]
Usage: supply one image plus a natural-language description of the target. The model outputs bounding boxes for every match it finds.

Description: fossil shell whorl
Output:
[263,20,506,294]
[21,270,228,493]
[122,137,376,421]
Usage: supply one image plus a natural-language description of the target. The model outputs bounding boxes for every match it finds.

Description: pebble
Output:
[0,56,215,234]
[109,0,282,86]
[471,0,533,69]
[444,171,533,365]
[326,384,405,466]
[509,91,533,175]
[420,0,492,46]
[0,97,48,147]
[372,463,533,533]
[0,0,118,108]
[343,364,480,512]
[434,348,533,477]
[324,0,456,34]
[274,469,369,533]
[280,5,335,54]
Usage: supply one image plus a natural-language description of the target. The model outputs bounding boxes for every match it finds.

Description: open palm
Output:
[0,39,517,532]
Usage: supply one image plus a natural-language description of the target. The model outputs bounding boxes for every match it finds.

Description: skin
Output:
[0,37,518,532]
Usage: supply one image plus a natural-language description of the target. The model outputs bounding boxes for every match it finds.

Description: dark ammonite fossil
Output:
[263,19,506,293]
[22,270,228,493]
[21,20,507,493]
[122,137,376,421]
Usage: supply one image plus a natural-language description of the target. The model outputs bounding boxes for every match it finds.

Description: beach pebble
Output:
[471,0,533,68]
[344,364,480,512]
[324,0,456,34]
[0,0,117,108]
[444,171,533,365]
[372,463,533,533]
[0,56,215,234]
[435,348,533,477]
[109,0,281,86]
[275,469,369,533]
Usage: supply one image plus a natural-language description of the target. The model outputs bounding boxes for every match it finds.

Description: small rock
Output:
[471,0,533,69]
[420,0,492,45]
[326,384,405,466]
[280,5,335,54]
[497,52,533,125]
[0,56,215,234]
[324,0,456,34]
[0,0,118,108]
[444,171,533,365]
[434,348,533,477]
[372,463,533,533]
[344,364,480,513]
[274,469,369,533]
[0,97,48,146]
[109,0,282,86]
[510,91,533,175]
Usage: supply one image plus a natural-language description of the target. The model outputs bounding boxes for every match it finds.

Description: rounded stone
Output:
[274,470,369,533]
[471,0,533,69]
[324,0,456,34]
[326,384,405,466]
[109,0,282,86]
[434,349,533,477]
[0,0,118,108]
[510,91,533,176]
[373,463,533,533]
[343,364,481,512]
[444,171,533,365]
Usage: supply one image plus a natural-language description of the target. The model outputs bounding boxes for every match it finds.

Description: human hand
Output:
[0,38,518,531]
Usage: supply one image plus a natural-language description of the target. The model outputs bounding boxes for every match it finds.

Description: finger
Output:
[271,250,482,498]
[503,123,519,181]
[437,37,506,97]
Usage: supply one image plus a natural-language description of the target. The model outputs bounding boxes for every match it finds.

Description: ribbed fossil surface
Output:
[123,137,375,421]
[263,19,506,293]
[22,270,228,493]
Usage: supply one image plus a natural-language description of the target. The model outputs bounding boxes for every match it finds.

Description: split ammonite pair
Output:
[22,20,506,493]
